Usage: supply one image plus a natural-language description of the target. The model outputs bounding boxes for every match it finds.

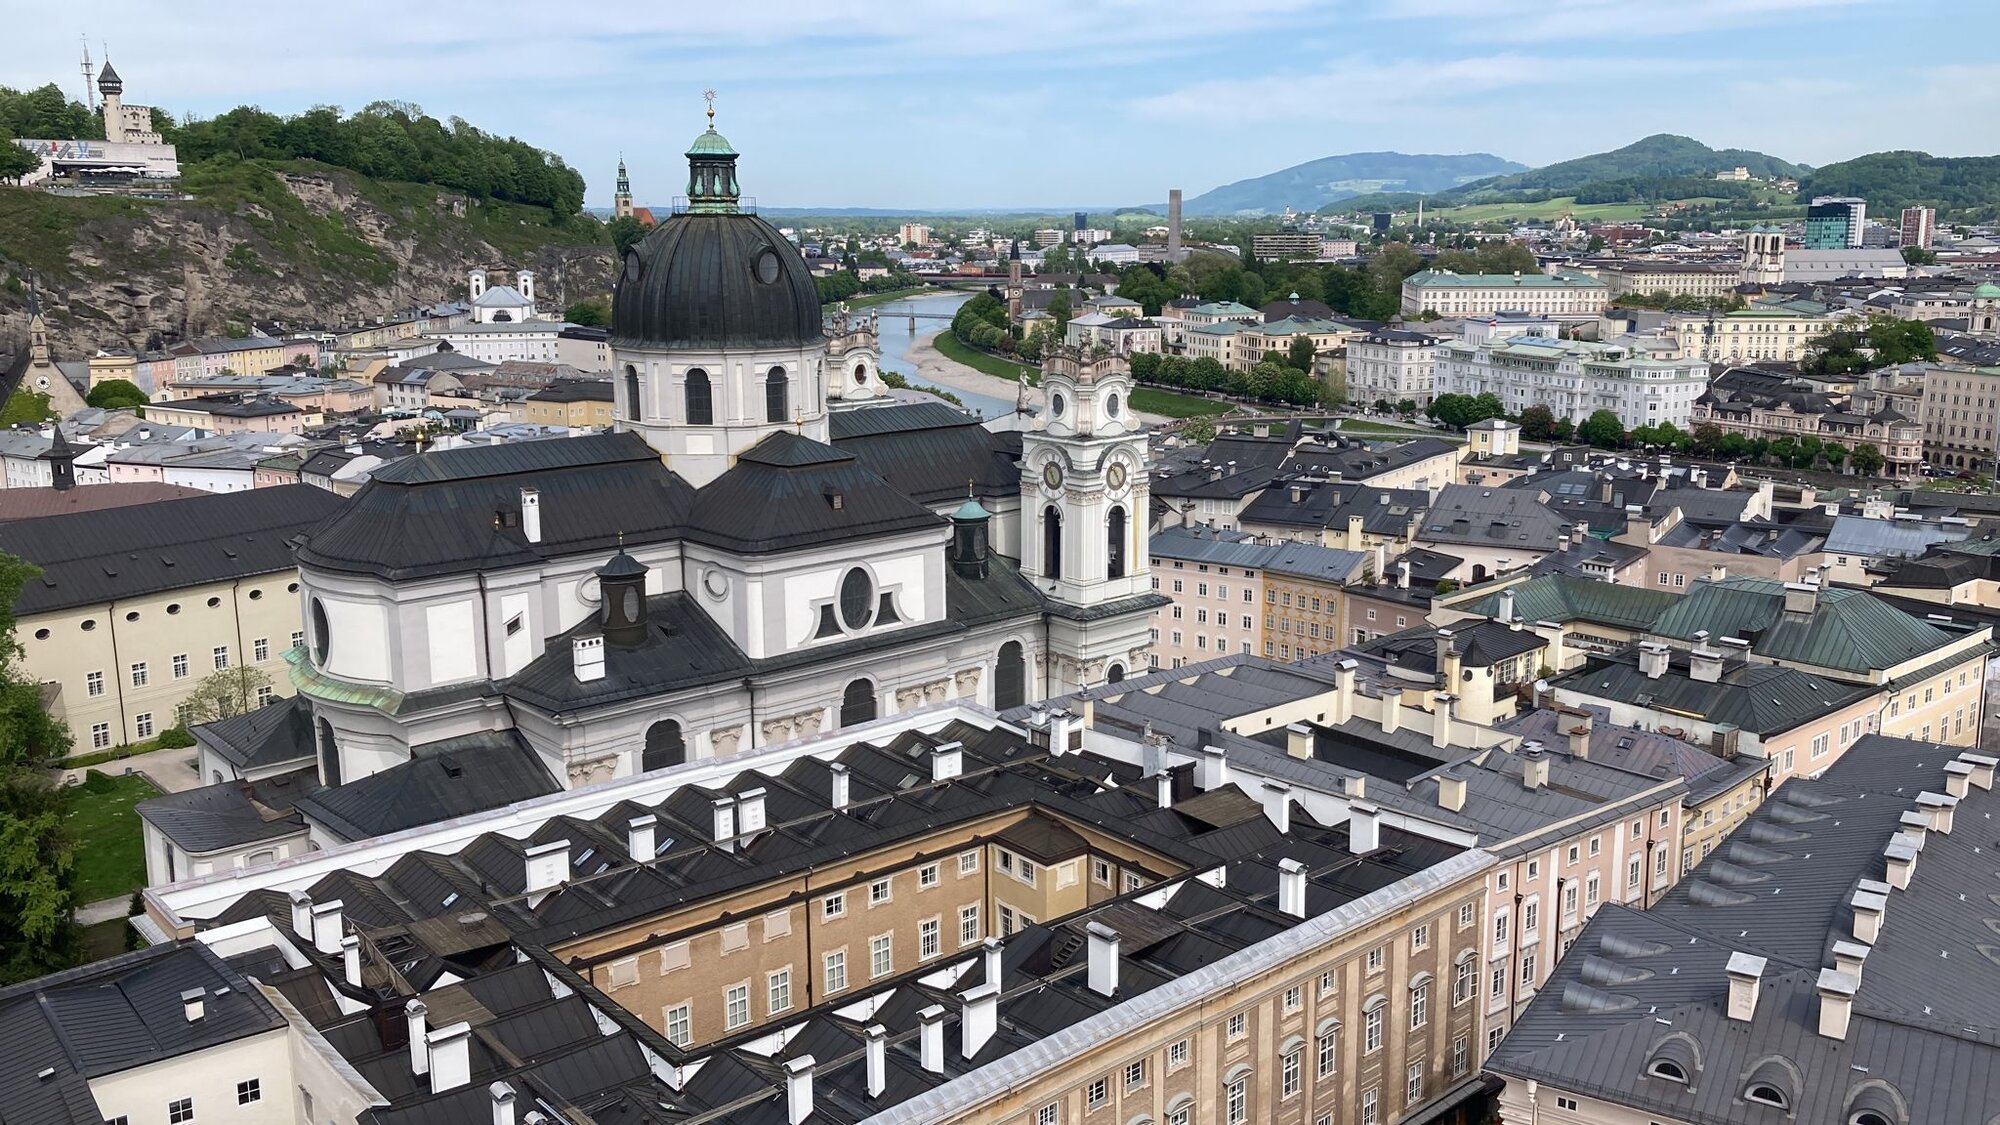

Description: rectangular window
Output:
[1412,924,1430,951]
[255,686,272,706]
[1282,1047,1302,1096]
[1521,950,1536,986]
[1452,1035,1469,1077]
[253,637,269,662]
[1227,1078,1248,1124]
[1366,946,1384,973]
[768,968,791,1015]
[1318,1029,1338,1077]
[169,1098,194,1124]
[1038,1105,1061,1125]
[236,1079,260,1105]
[1586,873,1600,906]
[1364,1006,1383,1052]
[666,1003,691,1047]
[920,918,940,959]
[213,646,230,670]
[91,722,111,750]
[1126,1059,1146,1090]
[870,933,892,978]
[1458,902,1474,929]
[86,670,104,697]
[959,904,980,946]
[919,863,939,889]
[1455,958,1474,1004]
[130,662,148,687]
[725,983,749,1029]
[171,653,190,679]
[1284,985,1302,1012]
[870,878,891,905]
[1362,1089,1378,1125]
[1227,1011,1247,1039]
[1407,1061,1424,1106]
[135,713,154,739]
[959,850,979,874]
[1410,981,1429,1028]
[824,950,846,993]
[291,630,304,650]
[1170,1038,1190,1068]
[823,892,845,919]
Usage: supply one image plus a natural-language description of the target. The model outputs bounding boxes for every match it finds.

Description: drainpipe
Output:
[1506,889,1524,1024]
[107,597,129,748]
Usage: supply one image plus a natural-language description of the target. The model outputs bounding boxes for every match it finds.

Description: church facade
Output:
[284,118,1164,815]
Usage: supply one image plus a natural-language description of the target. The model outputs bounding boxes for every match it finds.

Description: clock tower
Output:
[1020,344,1164,692]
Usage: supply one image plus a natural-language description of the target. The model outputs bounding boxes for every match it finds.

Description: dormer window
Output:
[1745,1083,1788,1109]
[1647,1060,1688,1084]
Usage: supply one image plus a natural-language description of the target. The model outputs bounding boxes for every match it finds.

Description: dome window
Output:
[839,568,875,631]
[753,248,782,285]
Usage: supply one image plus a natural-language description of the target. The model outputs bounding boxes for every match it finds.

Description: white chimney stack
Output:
[961,982,1000,1057]
[829,763,851,810]
[1817,968,1859,1040]
[932,741,964,782]
[1637,642,1670,679]
[1198,744,1229,791]
[1831,940,1871,980]
[628,814,657,861]
[289,891,314,939]
[341,934,362,988]
[1885,838,1918,889]
[1156,769,1174,809]
[427,1022,474,1094]
[573,636,605,682]
[864,1024,888,1098]
[1725,951,1765,1021]
[737,788,768,835]
[524,839,570,894]
[1262,779,1292,833]
[784,1055,815,1125]
[1285,723,1312,759]
[712,798,737,852]
[982,938,1003,988]
[491,1082,517,1125]
[1048,709,1079,756]
[1960,752,1997,790]
[180,987,206,1023]
[1437,771,1467,812]
[1522,742,1550,791]
[1432,693,1454,750]
[1944,761,1974,799]
[406,999,430,1076]
[1380,686,1403,734]
[1278,857,1307,918]
[1918,791,1956,834]
[311,899,345,955]
[1851,889,1887,944]
[520,488,541,544]
[918,1005,945,1073]
[1348,801,1381,855]
[1086,922,1120,997]
[1330,659,1357,724]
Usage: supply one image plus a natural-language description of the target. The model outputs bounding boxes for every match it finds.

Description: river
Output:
[861,291,1018,420]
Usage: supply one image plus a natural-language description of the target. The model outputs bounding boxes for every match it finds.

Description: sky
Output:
[6,0,1999,211]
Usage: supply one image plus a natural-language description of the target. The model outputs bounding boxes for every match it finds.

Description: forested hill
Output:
[1456,134,1803,195]
[1799,151,2000,220]
[1183,151,1525,216]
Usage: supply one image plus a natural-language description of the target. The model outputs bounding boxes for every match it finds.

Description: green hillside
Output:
[1457,134,1803,195]
[1184,151,1526,216]
[1799,150,2000,220]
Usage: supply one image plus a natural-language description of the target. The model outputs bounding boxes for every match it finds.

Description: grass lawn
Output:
[1338,418,1465,441]
[1131,388,1229,418]
[66,773,160,905]
[932,329,1039,382]
[82,918,131,960]
[840,286,934,309]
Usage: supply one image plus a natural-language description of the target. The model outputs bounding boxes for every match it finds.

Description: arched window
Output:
[1043,507,1063,579]
[1745,1084,1789,1109]
[1852,1114,1892,1125]
[624,365,641,421]
[685,369,713,425]
[317,717,341,788]
[840,679,877,728]
[1106,662,1125,685]
[1647,1060,1688,1084]
[853,361,869,385]
[766,366,789,423]
[1107,505,1127,579]
[995,641,1026,711]
[643,720,686,772]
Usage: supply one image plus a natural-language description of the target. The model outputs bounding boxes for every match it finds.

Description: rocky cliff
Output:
[0,159,615,356]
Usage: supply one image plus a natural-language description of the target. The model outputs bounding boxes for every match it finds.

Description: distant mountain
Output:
[1455,134,1805,196]
[1798,150,2000,218]
[1182,151,1527,216]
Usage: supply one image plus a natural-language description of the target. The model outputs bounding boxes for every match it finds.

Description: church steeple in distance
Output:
[614,154,634,219]
[684,90,740,215]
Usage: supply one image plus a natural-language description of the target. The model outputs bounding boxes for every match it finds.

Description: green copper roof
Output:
[1649,577,1959,674]
[1461,574,1678,631]
[952,497,992,521]
[688,127,737,156]
[285,645,406,712]
[1974,282,2000,298]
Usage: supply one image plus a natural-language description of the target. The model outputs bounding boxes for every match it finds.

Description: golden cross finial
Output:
[702,89,717,124]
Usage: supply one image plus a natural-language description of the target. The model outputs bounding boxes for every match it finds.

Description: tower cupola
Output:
[597,549,650,648]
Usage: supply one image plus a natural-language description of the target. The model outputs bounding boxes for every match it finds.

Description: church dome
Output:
[1973,282,2000,298]
[610,122,823,352]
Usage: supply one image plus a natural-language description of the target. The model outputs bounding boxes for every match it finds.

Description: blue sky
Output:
[8,0,1998,210]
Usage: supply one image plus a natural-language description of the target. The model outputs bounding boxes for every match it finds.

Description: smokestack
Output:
[1498,588,1515,623]
[961,983,999,1057]
[1884,838,1918,889]
[406,999,430,1077]
[1831,941,1870,980]
[865,1024,888,1098]
[1851,889,1886,944]
[982,938,1003,988]
[1432,693,1454,750]
[573,636,605,682]
[712,798,737,852]
[1087,922,1121,996]
[1918,792,1957,834]
[1725,951,1765,1022]
[524,839,570,894]
[628,814,657,861]
[785,1055,816,1125]
[1437,771,1466,812]
[1285,723,1312,759]
[341,934,362,988]
[1156,769,1173,810]
[1961,752,1997,790]
[1262,779,1292,833]
[1198,744,1229,791]
[829,762,850,810]
[290,891,313,939]
[1945,761,1974,799]
[1348,801,1381,854]
[181,988,205,1024]
[311,899,344,955]
[1330,658,1357,724]
[1817,968,1858,1040]
[737,787,768,835]
[1167,188,1183,261]
[932,741,964,782]
[427,1022,474,1094]
[520,488,541,544]
[1380,686,1403,734]
[1277,857,1307,918]
[1637,642,1670,679]
[918,1005,945,1073]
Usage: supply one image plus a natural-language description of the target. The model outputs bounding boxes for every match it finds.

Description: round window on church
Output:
[1051,392,1066,418]
[839,567,875,631]
[754,248,782,285]
[1106,393,1120,418]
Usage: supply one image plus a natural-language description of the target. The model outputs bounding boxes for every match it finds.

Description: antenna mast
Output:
[80,35,96,111]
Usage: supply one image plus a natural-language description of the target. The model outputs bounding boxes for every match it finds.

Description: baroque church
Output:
[285,116,1164,806]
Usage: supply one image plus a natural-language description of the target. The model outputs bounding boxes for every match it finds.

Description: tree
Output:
[179,666,274,726]
[1901,245,1937,266]
[0,126,39,182]
[1850,442,1886,477]
[1395,399,1417,417]
[1048,292,1071,338]
[1578,409,1626,449]
[0,390,53,427]
[1690,423,1725,455]
[1181,418,1218,445]
[0,553,81,983]
[563,298,610,327]
[1286,334,1317,373]
[606,215,648,256]
[86,379,149,412]
[1518,404,1558,441]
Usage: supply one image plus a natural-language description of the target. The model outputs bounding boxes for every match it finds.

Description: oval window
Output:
[754,248,782,285]
[622,587,641,620]
[623,251,643,282]
[167,603,181,615]
[80,619,96,631]
[839,568,875,631]
[248,589,263,600]
[33,628,49,640]
[311,598,331,665]
[206,596,221,608]
[1051,392,1066,417]
[125,611,139,622]
[1106,393,1120,417]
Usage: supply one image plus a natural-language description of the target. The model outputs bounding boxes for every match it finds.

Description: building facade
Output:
[1347,329,1439,406]
[1667,306,1834,363]
[1436,335,1707,427]
[1400,270,1610,320]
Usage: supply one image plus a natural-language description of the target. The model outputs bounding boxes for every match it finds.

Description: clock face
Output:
[1043,461,1064,490]
[1107,462,1128,491]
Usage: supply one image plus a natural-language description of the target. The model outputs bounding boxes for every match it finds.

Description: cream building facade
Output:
[1667,306,1834,363]
[1400,270,1610,319]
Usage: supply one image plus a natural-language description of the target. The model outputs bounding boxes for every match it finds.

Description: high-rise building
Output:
[1073,210,1087,231]
[897,222,932,246]
[1804,196,1866,249]
[1372,212,1393,232]
[1900,205,1935,249]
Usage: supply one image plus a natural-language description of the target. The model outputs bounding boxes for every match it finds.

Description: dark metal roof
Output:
[195,694,314,772]
[610,212,824,351]
[830,404,1022,506]
[136,767,314,854]
[293,733,559,842]
[0,484,345,615]
[684,432,945,554]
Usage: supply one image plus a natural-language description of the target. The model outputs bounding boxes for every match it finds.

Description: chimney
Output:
[1348,801,1381,855]
[627,814,657,861]
[1396,558,1411,589]
[1262,779,1292,833]
[961,982,999,1057]
[1567,721,1591,760]
[289,891,314,939]
[524,839,570,894]
[1637,642,1670,679]
[1944,761,1974,799]
[573,636,605,682]
[1522,742,1550,791]
[864,1024,888,1098]
[712,798,737,851]
[1285,723,1312,759]
[1725,951,1766,1022]
[1689,634,1723,683]
[311,899,344,955]
[1851,889,1887,944]
[1432,694,1454,750]
[1709,562,1728,584]
[1277,858,1308,918]
[1498,588,1516,623]
[982,938,1003,988]
[1049,709,1081,756]
[784,1055,816,1125]
[491,1082,517,1125]
[737,787,768,835]
[1330,659,1357,724]
[1156,769,1174,809]
[520,488,541,544]
[1884,838,1918,889]
[1340,773,1367,800]
[1437,771,1466,812]
[181,987,206,1024]
[1817,968,1859,1040]
[1198,744,1229,791]
[1917,791,1956,834]
[1783,580,1820,615]
[1898,811,1930,847]
[427,1022,474,1094]
[406,999,430,1076]
[1380,686,1403,734]
[918,1005,946,1074]
[932,741,964,782]
[1087,922,1121,996]
[1960,752,1997,790]
[829,763,851,810]
[1831,940,1871,980]
[341,934,362,988]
